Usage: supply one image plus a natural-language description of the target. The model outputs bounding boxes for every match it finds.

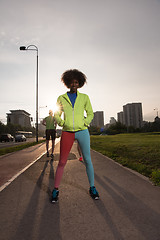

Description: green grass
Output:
[90,133,160,186]
[0,140,45,156]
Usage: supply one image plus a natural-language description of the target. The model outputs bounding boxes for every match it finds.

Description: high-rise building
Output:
[110,117,116,125]
[123,103,143,128]
[7,110,31,128]
[91,111,104,128]
[117,111,125,125]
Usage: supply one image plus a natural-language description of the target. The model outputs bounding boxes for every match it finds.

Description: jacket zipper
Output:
[63,94,77,131]
[72,107,75,131]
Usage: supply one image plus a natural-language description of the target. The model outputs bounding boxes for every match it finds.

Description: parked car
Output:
[15,134,27,142]
[0,134,14,142]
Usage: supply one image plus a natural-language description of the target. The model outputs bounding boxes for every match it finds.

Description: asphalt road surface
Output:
[0,140,160,240]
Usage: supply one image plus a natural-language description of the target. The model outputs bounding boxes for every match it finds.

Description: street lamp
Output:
[20,45,39,142]
[154,108,159,117]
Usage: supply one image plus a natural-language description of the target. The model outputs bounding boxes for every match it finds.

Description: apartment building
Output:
[7,110,31,128]
[117,111,125,125]
[91,111,104,128]
[123,103,143,128]
[110,117,116,125]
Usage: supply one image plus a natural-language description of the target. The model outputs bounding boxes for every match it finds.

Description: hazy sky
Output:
[0,0,160,125]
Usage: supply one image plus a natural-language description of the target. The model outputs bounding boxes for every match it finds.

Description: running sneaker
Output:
[47,152,49,157]
[51,189,59,203]
[79,157,83,161]
[89,186,99,200]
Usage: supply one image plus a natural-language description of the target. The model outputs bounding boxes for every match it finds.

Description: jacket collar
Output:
[62,91,79,103]
[62,91,80,102]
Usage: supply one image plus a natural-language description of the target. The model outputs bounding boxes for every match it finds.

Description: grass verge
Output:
[0,140,45,156]
[90,133,160,186]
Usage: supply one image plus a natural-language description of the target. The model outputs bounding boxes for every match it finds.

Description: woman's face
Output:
[69,79,79,93]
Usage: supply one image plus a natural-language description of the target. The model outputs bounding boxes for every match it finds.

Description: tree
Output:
[142,121,160,132]
[0,121,36,136]
[88,126,101,135]
[106,122,127,135]
[0,121,5,134]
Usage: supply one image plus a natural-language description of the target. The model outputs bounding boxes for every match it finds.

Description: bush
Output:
[151,170,160,186]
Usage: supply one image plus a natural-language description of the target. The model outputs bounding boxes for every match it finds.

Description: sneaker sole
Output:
[51,199,58,203]
[90,192,99,200]
[94,196,99,200]
[90,195,99,200]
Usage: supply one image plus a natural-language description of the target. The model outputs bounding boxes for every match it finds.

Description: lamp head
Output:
[20,46,26,50]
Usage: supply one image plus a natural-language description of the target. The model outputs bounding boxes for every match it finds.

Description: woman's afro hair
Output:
[61,69,87,88]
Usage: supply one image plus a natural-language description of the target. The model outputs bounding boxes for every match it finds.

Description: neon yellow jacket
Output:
[54,91,94,132]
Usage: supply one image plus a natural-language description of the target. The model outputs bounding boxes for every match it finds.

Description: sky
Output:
[0,0,160,126]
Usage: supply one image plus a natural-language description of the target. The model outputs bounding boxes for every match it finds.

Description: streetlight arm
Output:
[26,45,38,52]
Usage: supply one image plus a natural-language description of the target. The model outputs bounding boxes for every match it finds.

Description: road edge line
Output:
[0,138,60,192]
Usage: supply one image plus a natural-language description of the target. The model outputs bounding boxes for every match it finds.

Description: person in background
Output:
[42,110,56,159]
[51,69,99,203]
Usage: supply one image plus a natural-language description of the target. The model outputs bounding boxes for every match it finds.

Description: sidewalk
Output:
[0,140,160,240]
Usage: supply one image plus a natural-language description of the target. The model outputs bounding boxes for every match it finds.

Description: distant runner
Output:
[42,110,56,160]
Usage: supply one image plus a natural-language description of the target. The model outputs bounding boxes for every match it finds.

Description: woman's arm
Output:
[54,97,64,127]
[84,95,94,126]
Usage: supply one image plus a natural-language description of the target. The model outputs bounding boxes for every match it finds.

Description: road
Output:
[0,140,160,240]
[0,137,44,149]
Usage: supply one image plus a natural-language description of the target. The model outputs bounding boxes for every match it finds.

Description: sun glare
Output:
[41,102,60,118]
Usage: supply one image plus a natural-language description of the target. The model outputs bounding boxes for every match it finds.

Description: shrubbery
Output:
[0,121,36,137]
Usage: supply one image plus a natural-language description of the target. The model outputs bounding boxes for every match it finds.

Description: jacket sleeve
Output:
[54,96,64,127]
[84,95,94,126]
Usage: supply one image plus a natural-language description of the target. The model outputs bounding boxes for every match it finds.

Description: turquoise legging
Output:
[54,129,94,188]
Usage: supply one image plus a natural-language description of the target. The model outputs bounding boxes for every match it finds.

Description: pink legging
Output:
[54,130,94,188]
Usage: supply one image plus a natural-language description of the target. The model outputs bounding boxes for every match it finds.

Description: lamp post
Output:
[154,108,159,117]
[20,45,39,142]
